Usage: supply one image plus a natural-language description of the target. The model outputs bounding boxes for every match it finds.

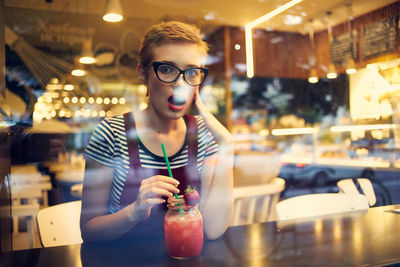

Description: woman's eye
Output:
[186,69,199,77]
[159,65,174,74]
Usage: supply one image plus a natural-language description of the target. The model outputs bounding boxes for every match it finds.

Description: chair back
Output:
[231,177,285,226]
[276,193,369,221]
[37,200,83,247]
[337,178,376,206]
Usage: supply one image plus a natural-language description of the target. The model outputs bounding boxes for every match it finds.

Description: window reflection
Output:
[1,0,399,253]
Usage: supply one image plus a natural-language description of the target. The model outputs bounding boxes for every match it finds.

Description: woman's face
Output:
[143,43,206,120]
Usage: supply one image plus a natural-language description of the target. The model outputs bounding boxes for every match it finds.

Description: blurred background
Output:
[1,0,400,251]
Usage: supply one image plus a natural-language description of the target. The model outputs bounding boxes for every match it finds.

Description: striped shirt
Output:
[84,114,218,213]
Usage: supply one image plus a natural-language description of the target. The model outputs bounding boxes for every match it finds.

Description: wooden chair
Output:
[10,165,52,248]
[231,177,285,226]
[276,193,369,221]
[37,201,83,247]
[337,178,376,206]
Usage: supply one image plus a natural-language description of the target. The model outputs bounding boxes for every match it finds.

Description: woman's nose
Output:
[173,73,188,87]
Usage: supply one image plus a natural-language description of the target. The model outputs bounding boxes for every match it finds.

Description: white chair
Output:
[10,165,52,248]
[337,178,376,206]
[37,200,83,247]
[231,177,285,226]
[276,193,369,221]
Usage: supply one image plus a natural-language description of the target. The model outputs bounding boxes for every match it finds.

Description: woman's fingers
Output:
[141,176,180,194]
[141,186,174,200]
[142,175,179,187]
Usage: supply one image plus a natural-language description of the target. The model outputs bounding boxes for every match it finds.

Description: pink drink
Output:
[164,206,203,259]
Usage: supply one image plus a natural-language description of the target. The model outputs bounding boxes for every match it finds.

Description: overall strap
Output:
[123,112,141,169]
[186,114,199,172]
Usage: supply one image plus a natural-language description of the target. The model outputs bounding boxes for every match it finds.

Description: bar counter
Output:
[3,204,400,267]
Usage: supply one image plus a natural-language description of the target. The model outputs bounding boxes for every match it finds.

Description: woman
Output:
[80,21,234,242]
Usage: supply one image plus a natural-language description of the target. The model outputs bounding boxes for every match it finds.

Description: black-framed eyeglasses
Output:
[152,61,208,86]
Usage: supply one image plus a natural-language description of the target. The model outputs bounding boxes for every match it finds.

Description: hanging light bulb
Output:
[79,40,96,64]
[103,0,124,22]
[71,68,86,76]
[325,11,336,80]
[345,58,357,75]
[307,21,318,84]
[327,63,337,79]
[308,68,318,83]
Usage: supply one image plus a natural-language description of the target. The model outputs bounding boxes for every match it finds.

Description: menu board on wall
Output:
[330,30,358,65]
[362,17,396,59]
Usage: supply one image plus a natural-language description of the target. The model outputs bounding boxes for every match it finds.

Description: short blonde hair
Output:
[138,21,209,68]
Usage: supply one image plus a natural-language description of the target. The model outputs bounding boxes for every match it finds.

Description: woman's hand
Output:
[194,88,234,145]
[131,175,180,221]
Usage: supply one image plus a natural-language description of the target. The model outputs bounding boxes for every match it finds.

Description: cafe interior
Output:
[2,0,400,266]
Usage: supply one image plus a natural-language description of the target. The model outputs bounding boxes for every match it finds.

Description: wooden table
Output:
[3,205,400,267]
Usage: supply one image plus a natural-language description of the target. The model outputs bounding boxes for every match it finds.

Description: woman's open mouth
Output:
[167,96,186,112]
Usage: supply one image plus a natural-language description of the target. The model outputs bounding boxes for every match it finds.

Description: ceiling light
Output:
[103,0,124,22]
[245,0,303,78]
[327,63,337,79]
[79,40,96,64]
[345,58,357,75]
[308,68,318,83]
[71,69,86,77]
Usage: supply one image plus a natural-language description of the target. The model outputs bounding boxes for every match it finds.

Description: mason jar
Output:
[164,200,203,259]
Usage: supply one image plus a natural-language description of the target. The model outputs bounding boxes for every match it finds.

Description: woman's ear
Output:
[137,64,146,84]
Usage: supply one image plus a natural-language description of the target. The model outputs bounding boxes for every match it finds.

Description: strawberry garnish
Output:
[184,185,200,207]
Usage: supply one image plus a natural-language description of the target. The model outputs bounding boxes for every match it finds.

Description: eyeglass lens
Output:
[156,63,206,86]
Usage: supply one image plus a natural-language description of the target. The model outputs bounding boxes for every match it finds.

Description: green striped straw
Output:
[161,143,183,216]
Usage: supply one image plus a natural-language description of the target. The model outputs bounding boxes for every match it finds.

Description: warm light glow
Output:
[234,44,241,50]
[59,110,65,117]
[103,13,123,22]
[259,129,269,136]
[327,72,337,79]
[103,0,124,22]
[245,0,303,78]
[139,102,148,110]
[96,97,103,104]
[84,109,91,118]
[330,124,395,132]
[64,84,74,91]
[119,97,126,104]
[308,68,318,83]
[88,97,95,104]
[79,97,86,104]
[91,110,98,117]
[327,63,337,79]
[99,110,106,117]
[103,97,111,104]
[272,127,315,136]
[308,76,318,83]
[111,97,118,104]
[79,56,96,64]
[63,97,70,104]
[50,78,59,84]
[71,97,78,104]
[46,84,63,90]
[346,68,357,75]
[71,69,86,76]
[106,110,113,117]
[245,25,254,78]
